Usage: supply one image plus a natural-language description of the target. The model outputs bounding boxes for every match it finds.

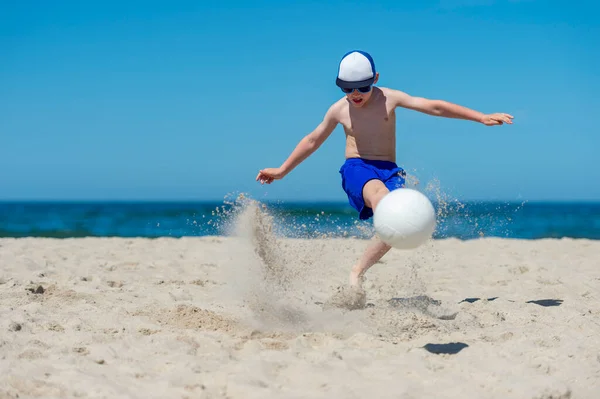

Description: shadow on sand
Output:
[423,342,469,355]
[526,299,563,307]
[459,297,498,304]
[458,297,564,307]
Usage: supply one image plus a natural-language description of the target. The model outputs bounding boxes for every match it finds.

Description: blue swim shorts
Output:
[339,158,406,220]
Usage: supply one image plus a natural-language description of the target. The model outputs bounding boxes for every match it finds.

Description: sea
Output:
[1,198,599,240]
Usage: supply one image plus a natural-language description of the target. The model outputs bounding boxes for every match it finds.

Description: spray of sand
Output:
[213,194,367,335]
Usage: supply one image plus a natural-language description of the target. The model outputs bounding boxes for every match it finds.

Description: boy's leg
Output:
[349,179,392,287]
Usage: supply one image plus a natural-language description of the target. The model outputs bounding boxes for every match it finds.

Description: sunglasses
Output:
[341,85,372,94]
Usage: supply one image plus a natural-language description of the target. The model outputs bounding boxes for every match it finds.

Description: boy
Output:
[256,50,513,288]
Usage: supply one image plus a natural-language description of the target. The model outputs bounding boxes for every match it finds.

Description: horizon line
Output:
[1,198,599,205]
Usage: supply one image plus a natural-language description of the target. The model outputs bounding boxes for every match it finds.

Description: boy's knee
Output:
[362,179,389,209]
[370,189,389,210]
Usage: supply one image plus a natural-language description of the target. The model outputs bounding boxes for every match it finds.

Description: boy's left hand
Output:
[481,113,514,126]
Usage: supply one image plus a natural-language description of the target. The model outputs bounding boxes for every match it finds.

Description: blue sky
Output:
[1,0,598,202]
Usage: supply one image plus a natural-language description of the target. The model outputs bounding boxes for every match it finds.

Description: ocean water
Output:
[1,199,598,240]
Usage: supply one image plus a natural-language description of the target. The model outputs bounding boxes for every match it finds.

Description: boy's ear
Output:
[373,72,379,84]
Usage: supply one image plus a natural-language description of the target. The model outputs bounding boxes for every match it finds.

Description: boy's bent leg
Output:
[349,179,392,287]
[349,240,391,287]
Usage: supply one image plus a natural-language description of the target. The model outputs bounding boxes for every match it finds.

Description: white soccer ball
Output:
[373,188,437,249]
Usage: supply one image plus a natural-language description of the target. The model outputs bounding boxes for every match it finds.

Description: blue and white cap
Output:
[336,50,377,89]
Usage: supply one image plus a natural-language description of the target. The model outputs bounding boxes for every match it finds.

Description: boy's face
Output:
[346,87,373,107]
[342,73,379,108]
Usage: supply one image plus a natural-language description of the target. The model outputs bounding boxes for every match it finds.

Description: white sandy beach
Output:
[1,204,599,398]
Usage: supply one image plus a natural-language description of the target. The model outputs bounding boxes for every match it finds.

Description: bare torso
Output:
[332,87,397,162]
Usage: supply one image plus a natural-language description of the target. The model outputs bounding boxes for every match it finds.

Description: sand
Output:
[1,203,599,398]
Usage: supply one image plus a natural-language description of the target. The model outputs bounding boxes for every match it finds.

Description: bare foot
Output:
[349,265,364,288]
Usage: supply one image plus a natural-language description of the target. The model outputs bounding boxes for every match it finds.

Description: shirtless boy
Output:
[256,50,513,288]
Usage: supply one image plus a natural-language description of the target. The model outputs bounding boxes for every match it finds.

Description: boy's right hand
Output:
[256,167,286,184]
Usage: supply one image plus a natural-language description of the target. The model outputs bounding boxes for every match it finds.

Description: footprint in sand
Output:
[388,295,458,320]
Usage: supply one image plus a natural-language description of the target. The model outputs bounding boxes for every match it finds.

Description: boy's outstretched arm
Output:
[256,106,338,185]
[389,89,513,126]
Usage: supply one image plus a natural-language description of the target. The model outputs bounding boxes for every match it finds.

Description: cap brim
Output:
[336,77,375,89]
